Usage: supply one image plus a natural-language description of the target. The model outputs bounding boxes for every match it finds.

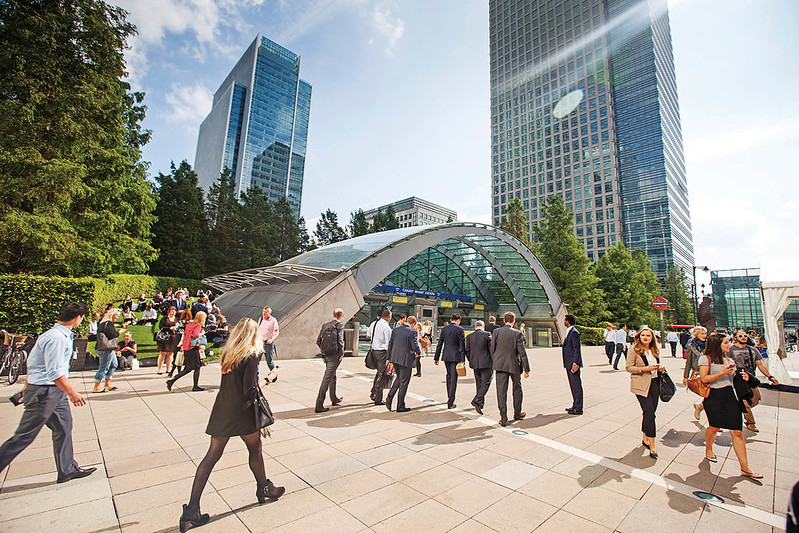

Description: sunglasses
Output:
[735,334,748,339]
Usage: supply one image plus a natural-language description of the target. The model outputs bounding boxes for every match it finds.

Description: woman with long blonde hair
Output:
[93,308,124,393]
[167,311,207,392]
[178,318,284,531]
[626,327,665,458]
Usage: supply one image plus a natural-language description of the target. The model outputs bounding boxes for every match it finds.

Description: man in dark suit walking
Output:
[386,316,422,412]
[314,308,345,413]
[491,311,530,426]
[562,313,584,415]
[485,315,500,334]
[434,313,466,409]
[466,320,493,415]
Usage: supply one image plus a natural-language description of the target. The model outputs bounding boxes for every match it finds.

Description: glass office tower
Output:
[195,35,312,218]
[489,0,693,278]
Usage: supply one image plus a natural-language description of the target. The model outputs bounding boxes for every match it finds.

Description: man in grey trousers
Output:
[315,308,345,413]
[0,302,97,483]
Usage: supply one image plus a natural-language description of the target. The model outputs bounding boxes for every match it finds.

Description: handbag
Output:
[686,374,710,398]
[155,329,172,343]
[175,350,185,367]
[658,369,676,402]
[190,334,207,347]
[95,331,117,351]
[456,361,467,377]
[253,387,275,438]
[364,321,378,370]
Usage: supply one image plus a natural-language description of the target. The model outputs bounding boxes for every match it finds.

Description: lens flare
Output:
[553,89,584,118]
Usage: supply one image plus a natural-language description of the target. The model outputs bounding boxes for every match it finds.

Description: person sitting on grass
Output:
[117,332,137,369]
[121,309,137,327]
[139,304,158,326]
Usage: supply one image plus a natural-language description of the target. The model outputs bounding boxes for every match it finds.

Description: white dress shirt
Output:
[367,319,392,350]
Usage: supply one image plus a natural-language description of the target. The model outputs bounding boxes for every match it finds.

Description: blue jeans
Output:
[95,350,118,382]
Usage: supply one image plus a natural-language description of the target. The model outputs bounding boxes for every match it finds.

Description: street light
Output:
[692,265,710,324]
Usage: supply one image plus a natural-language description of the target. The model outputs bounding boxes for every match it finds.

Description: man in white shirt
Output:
[603,324,615,365]
[613,324,628,370]
[367,309,392,405]
[666,330,679,357]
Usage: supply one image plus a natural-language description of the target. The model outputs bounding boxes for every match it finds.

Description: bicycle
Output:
[0,330,29,385]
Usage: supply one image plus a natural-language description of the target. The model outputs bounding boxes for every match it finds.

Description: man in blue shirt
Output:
[0,302,96,483]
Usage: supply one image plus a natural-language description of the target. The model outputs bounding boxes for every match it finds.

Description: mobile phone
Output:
[9,392,23,406]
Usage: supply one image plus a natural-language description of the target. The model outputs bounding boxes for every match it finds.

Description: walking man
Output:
[315,308,345,413]
[667,330,679,357]
[434,313,466,409]
[0,302,97,483]
[563,313,584,415]
[485,315,500,335]
[492,312,529,426]
[612,324,628,370]
[386,316,422,412]
[466,320,493,415]
[258,306,279,370]
[367,309,392,405]
[730,329,778,432]
[679,329,691,358]
[603,324,615,365]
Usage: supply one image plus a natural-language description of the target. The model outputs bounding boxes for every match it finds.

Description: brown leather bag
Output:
[686,374,710,398]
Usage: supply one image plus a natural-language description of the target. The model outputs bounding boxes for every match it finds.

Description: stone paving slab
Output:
[0,346,796,532]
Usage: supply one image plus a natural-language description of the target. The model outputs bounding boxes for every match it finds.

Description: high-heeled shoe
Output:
[179,503,209,532]
[256,479,285,503]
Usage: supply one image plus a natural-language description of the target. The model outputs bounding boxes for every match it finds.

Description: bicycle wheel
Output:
[9,349,26,385]
[0,348,9,376]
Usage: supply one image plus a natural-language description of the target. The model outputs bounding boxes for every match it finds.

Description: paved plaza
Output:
[0,346,797,532]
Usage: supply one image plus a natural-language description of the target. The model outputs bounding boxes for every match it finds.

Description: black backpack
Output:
[320,323,339,355]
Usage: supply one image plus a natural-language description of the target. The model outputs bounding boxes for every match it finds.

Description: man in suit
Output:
[386,316,422,413]
[466,320,493,415]
[491,311,530,426]
[562,313,584,415]
[434,313,466,409]
[485,315,501,335]
[314,308,345,413]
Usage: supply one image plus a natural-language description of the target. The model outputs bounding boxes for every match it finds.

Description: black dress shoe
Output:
[179,503,210,532]
[414,373,421,377]
[447,403,456,409]
[386,397,393,411]
[315,406,329,413]
[191,386,205,392]
[166,379,175,392]
[397,407,411,413]
[374,400,385,406]
[566,408,583,415]
[471,401,483,415]
[57,466,97,484]
[331,397,343,406]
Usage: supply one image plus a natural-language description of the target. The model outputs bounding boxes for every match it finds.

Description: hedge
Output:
[0,274,207,336]
[579,326,607,346]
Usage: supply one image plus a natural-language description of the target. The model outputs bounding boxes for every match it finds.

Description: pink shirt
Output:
[182,322,202,350]
[259,316,278,341]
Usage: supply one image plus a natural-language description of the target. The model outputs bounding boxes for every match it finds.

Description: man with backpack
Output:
[730,328,779,432]
[315,308,346,413]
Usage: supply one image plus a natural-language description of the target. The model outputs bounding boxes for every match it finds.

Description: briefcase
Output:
[456,362,467,377]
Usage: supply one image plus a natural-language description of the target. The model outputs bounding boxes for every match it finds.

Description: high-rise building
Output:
[195,35,312,217]
[362,197,458,229]
[489,0,693,278]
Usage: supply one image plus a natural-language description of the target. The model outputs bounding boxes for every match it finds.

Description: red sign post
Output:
[653,298,669,347]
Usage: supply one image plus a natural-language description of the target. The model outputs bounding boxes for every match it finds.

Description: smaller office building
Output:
[362,197,457,229]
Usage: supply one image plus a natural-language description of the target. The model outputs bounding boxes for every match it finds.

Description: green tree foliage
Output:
[313,209,348,247]
[662,267,694,325]
[532,195,605,323]
[499,197,530,247]
[348,209,371,238]
[0,0,156,276]
[149,161,207,279]
[238,185,276,270]
[271,198,305,262]
[205,168,241,275]
[371,206,400,232]
[591,242,659,327]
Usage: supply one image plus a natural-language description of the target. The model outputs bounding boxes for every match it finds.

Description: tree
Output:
[591,242,659,328]
[499,197,530,247]
[205,168,241,275]
[0,0,156,276]
[149,161,206,279]
[662,267,694,325]
[348,209,371,238]
[271,198,304,262]
[383,205,400,230]
[532,195,605,324]
[313,209,348,247]
[238,185,276,270]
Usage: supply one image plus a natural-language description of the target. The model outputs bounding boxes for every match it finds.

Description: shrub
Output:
[579,325,607,346]
[0,274,207,335]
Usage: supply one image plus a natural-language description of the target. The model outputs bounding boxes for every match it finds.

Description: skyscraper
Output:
[489,0,693,278]
[195,35,312,217]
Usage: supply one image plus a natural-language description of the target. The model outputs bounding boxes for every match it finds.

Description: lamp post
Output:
[692,265,710,324]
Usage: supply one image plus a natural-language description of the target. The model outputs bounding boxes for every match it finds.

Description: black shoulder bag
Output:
[253,386,274,438]
[364,320,378,370]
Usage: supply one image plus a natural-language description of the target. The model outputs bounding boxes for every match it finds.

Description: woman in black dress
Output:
[167,311,207,392]
[700,333,762,478]
[179,318,284,532]
[156,306,178,375]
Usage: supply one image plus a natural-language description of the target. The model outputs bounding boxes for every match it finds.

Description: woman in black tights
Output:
[167,311,206,392]
[179,317,284,531]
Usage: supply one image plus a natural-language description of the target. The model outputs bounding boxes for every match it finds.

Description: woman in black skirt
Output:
[167,311,206,392]
[700,333,762,478]
[178,318,284,532]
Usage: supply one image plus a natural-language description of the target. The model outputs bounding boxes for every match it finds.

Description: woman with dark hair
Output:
[168,309,193,378]
[626,327,665,458]
[156,306,179,375]
[178,318,284,531]
[684,325,708,421]
[699,333,762,478]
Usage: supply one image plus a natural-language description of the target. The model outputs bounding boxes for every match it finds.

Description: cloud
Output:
[370,2,405,55]
[164,82,213,133]
[274,0,359,45]
[687,117,799,163]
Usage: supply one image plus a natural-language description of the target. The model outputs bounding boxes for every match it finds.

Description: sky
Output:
[112,0,799,282]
